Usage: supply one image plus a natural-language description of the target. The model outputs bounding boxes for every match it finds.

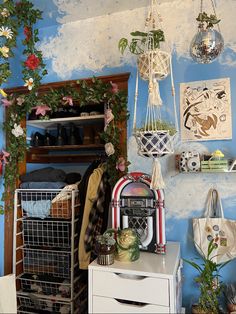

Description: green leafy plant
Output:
[196,12,221,29]
[137,119,177,136]
[118,29,165,55]
[183,240,230,314]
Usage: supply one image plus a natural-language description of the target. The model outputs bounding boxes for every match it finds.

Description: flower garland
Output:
[3,78,129,196]
[0,1,129,212]
[0,0,47,209]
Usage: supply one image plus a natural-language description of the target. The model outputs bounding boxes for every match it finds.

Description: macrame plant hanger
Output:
[133,0,179,190]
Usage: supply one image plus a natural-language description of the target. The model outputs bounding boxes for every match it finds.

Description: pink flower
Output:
[63,96,73,106]
[1,149,10,164]
[1,98,13,107]
[32,105,51,116]
[104,108,114,131]
[110,81,119,94]
[116,157,126,172]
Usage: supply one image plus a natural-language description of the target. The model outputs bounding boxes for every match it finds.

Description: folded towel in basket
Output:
[22,200,51,219]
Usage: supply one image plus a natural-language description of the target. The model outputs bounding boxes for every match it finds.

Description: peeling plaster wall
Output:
[1,0,236,309]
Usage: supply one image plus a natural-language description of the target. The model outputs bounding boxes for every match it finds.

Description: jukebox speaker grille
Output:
[128,216,147,240]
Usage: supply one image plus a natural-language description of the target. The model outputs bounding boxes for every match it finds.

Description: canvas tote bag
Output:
[193,188,236,264]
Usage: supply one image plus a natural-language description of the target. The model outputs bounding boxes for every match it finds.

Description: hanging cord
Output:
[210,0,221,33]
[132,69,139,132]
[170,54,179,133]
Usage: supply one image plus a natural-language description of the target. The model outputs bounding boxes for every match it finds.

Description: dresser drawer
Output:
[92,270,169,306]
[92,295,169,313]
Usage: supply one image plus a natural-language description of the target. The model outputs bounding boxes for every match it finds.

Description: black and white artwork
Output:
[180,78,232,141]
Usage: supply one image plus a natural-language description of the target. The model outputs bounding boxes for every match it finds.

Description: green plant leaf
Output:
[118,38,128,54]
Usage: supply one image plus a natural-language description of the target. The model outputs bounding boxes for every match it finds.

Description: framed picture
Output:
[180,78,232,141]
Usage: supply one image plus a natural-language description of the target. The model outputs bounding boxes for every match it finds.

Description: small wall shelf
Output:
[176,154,236,173]
[27,114,104,129]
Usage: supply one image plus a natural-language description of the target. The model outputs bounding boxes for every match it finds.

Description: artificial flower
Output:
[104,108,114,131]
[1,8,10,18]
[24,78,34,90]
[62,96,73,106]
[110,81,119,94]
[116,157,126,172]
[25,54,40,70]
[24,26,31,42]
[0,26,13,39]
[16,97,25,106]
[1,98,13,107]
[105,142,115,156]
[0,149,10,164]
[0,89,7,97]
[105,108,114,124]
[11,123,24,138]
[33,105,51,116]
[0,46,9,58]
[11,113,17,121]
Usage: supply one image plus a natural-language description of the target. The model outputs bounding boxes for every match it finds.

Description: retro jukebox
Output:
[112,172,166,254]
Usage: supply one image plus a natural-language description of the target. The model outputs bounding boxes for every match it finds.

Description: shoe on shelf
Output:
[44,131,56,146]
[56,124,68,146]
[68,123,78,145]
[31,132,44,147]
[82,125,94,145]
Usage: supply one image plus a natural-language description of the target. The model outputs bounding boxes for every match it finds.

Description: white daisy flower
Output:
[0,46,9,58]
[12,123,24,138]
[24,78,34,90]
[1,8,10,17]
[0,26,13,39]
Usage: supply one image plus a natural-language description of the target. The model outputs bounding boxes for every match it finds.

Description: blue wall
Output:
[1,0,236,310]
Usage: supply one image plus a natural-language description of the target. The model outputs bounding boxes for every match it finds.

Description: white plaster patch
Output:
[128,135,236,219]
[40,0,236,77]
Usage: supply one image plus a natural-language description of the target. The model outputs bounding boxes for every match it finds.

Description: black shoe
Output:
[56,124,67,146]
[44,131,56,146]
[68,123,78,145]
[31,132,44,147]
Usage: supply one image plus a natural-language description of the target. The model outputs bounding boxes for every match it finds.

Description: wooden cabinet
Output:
[88,242,183,314]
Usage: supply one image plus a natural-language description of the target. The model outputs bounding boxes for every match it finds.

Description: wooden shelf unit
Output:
[4,72,130,275]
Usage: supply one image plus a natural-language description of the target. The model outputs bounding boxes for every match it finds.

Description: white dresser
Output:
[88,241,182,313]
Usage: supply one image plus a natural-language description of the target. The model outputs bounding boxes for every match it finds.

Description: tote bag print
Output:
[193,189,236,264]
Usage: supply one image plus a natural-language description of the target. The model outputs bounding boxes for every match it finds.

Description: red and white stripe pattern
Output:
[111,172,166,254]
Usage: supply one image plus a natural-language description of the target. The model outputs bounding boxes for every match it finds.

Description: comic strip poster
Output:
[180,78,232,141]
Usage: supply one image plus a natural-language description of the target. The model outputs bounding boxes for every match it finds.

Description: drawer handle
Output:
[115,298,148,307]
[114,273,147,280]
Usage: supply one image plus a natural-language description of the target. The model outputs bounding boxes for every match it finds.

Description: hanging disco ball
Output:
[190,28,224,64]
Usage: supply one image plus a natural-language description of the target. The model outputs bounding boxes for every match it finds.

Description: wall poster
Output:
[180,78,232,141]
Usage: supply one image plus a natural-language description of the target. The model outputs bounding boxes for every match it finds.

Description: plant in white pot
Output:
[118,0,170,82]
[136,119,177,158]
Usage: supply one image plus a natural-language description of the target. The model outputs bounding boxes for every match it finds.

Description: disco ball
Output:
[190,28,224,64]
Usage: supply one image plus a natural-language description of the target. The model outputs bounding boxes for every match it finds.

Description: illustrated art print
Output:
[180,78,232,141]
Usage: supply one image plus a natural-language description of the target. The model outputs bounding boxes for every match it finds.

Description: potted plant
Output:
[135,119,177,157]
[190,11,224,64]
[184,240,230,314]
[118,29,170,81]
